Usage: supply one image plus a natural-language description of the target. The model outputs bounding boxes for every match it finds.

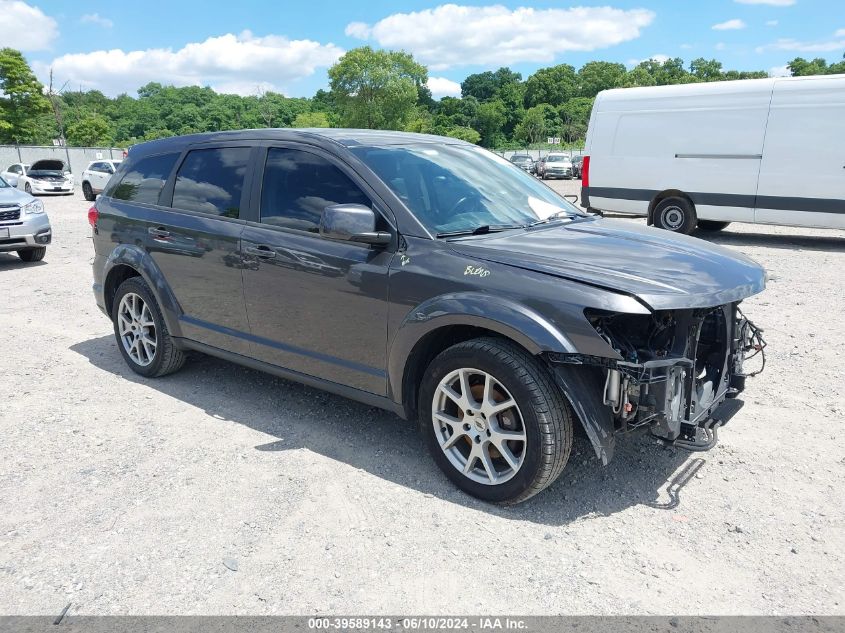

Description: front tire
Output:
[82,182,95,201]
[112,277,186,378]
[652,196,697,234]
[419,337,572,504]
[24,183,32,194]
[17,247,46,262]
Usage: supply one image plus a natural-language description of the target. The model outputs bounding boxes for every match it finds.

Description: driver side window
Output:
[260,148,372,233]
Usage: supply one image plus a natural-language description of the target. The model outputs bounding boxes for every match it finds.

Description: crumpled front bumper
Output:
[550,304,765,463]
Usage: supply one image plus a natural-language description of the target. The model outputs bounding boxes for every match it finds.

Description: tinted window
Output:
[260,148,370,232]
[9,165,21,174]
[111,153,179,204]
[172,147,250,218]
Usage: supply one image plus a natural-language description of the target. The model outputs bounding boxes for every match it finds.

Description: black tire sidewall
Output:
[419,344,552,503]
[83,182,94,201]
[111,278,167,377]
[653,197,696,234]
[18,247,46,262]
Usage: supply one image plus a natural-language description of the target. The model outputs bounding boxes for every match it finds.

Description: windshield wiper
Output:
[527,210,579,227]
[435,224,524,238]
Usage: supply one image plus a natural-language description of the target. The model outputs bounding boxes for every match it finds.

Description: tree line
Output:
[1,46,843,150]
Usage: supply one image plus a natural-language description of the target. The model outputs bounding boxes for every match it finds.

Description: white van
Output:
[581,74,845,232]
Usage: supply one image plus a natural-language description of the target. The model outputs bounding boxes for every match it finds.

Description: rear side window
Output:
[172,147,250,218]
[260,148,370,232]
[111,153,179,204]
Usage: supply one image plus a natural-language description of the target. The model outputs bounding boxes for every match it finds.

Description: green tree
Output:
[524,64,577,107]
[328,46,427,129]
[443,126,480,144]
[690,58,724,82]
[461,67,522,102]
[514,106,550,146]
[0,48,51,144]
[66,114,112,146]
[472,99,507,147]
[292,111,331,128]
[787,56,845,76]
[577,61,627,98]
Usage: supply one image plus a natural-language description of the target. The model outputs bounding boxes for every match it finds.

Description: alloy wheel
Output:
[431,368,527,485]
[117,292,157,366]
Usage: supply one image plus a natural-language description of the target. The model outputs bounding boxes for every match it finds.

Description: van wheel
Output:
[652,197,696,234]
[112,277,186,378]
[82,182,95,201]
[697,220,731,232]
[419,337,572,505]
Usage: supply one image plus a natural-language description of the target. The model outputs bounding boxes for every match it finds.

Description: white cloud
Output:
[769,64,791,77]
[766,20,779,26]
[427,76,462,98]
[713,19,747,30]
[346,4,655,70]
[735,0,795,5]
[0,0,59,51]
[756,31,845,52]
[80,13,114,28]
[344,22,371,39]
[35,31,344,96]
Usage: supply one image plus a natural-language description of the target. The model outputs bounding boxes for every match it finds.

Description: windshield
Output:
[0,176,8,188]
[546,155,570,163]
[511,155,530,162]
[351,143,584,235]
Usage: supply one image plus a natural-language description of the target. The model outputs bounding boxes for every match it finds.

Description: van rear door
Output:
[755,76,845,229]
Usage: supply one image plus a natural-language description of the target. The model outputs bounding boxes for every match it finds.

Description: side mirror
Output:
[320,204,390,246]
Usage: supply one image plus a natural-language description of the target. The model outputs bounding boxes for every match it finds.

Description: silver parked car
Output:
[0,176,52,262]
[539,153,573,180]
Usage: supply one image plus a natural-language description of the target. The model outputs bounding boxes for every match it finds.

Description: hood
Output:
[0,185,36,206]
[29,159,68,175]
[448,218,766,311]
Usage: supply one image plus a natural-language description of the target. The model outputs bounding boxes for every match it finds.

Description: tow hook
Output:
[672,419,721,452]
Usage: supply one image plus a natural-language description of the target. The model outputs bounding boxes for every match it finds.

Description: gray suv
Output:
[90,129,766,504]
[0,176,52,262]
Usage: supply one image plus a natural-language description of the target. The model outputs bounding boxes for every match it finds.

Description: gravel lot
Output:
[1,184,843,616]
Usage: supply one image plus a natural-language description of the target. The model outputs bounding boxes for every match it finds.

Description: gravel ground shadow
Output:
[72,335,701,525]
[0,252,48,270]
[692,229,845,252]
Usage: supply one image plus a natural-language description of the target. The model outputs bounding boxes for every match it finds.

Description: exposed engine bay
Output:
[550,302,765,460]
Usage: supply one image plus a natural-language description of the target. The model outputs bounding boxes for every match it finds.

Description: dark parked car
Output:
[571,155,584,179]
[509,154,535,174]
[90,129,766,504]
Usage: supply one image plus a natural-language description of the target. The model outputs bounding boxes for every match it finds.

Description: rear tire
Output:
[82,181,95,201]
[697,220,731,232]
[112,276,186,378]
[419,337,572,504]
[17,247,46,262]
[652,197,697,234]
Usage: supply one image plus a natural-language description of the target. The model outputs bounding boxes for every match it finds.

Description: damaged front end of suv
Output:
[550,303,765,464]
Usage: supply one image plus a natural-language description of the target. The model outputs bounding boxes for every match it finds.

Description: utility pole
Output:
[47,69,72,168]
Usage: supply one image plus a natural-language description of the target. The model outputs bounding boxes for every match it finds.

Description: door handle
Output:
[148,226,170,238]
[244,245,276,258]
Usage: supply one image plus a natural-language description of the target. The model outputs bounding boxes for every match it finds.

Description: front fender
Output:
[387,292,577,403]
[103,244,184,338]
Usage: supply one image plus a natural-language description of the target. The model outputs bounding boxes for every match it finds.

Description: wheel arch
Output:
[647,189,695,225]
[102,245,184,338]
[388,293,577,419]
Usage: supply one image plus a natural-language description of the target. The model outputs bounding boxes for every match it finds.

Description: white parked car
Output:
[581,74,845,232]
[81,159,121,201]
[1,163,30,188]
[15,159,74,196]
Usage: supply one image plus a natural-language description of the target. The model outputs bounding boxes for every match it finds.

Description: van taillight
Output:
[582,155,590,188]
[88,206,99,228]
